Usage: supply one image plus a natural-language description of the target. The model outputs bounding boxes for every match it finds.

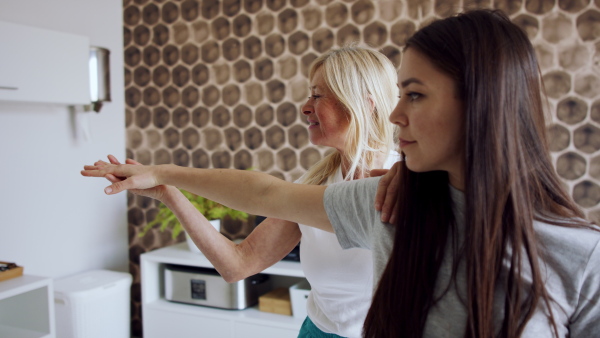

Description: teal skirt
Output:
[298,317,345,338]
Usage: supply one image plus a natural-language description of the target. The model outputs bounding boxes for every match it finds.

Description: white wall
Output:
[0,0,128,278]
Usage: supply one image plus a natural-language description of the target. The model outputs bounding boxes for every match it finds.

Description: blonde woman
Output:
[101,45,399,337]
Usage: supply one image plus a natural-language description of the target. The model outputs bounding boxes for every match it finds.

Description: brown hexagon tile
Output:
[136,194,153,209]
[173,23,189,44]
[574,123,600,153]
[351,0,375,24]
[192,64,210,86]
[292,0,310,7]
[278,56,298,79]
[202,85,221,107]
[153,107,170,129]
[325,2,348,27]
[124,6,141,26]
[182,0,200,21]
[201,40,221,63]
[126,108,133,127]
[301,53,318,77]
[146,130,162,149]
[162,2,179,23]
[224,0,242,17]
[135,107,152,128]
[152,24,170,46]
[172,65,189,87]
[143,87,161,106]
[378,0,403,21]
[256,12,276,35]
[128,207,145,226]
[182,127,200,149]
[212,105,232,127]
[576,9,600,41]
[244,127,264,149]
[255,104,275,126]
[559,0,591,13]
[338,24,360,46]
[290,78,309,102]
[542,70,571,99]
[181,43,199,64]
[126,87,142,108]
[192,149,210,168]
[257,149,275,170]
[233,60,252,83]
[313,28,335,53]
[127,129,143,149]
[245,82,264,105]
[234,149,253,169]
[192,107,210,128]
[152,66,169,87]
[391,20,416,47]
[212,150,232,168]
[289,31,310,55]
[512,14,539,40]
[133,26,151,46]
[163,127,181,149]
[534,43,554,71]
[302,6,322,30]
[243,36,263,59]
[214,63,231,84]
[202,0,220,20]
[233,14,252,38]
[142,46,160,66]
[134,149,152,165]
[223,38,242,61]
[266,125,286,149]
[276,102,298,126]
[289,124,309,149]
[267,0,286,11]
[233,104,252,127]
[574,72,600,98]
[525,0,554,14]
[143,3,159,25]
[192,21,210,43]
[276,148,297,171]
[381,45,402,69]
[300,148,321,170]
[279,8,299,33]
[125,46,142,67]
[134,66,151,87]
[464,0,492,10]
[542,12,573,44]
[266,80,286,103]
[573,180,600,208]
[254,58,275,81]
[182,86,200,107]
[162,86,181,108]
[557,97,588,125]
[124,27,132,47]
[244,0,264,13]
[154,148,172,165]
[494,0,523,16]
[547,123,571,151]
[556,152,587,180]
[364,22,387,47]
[203,128,223,150]
[265,34,285,58]
[223,84,241,106]
[225,127,243,150]
[407,0,432,20]
[173,148,190,167]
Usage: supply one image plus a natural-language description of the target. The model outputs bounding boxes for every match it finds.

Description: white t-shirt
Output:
[297,152,399,337]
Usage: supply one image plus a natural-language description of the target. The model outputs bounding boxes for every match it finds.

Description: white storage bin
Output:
[289,279,311,319]
[54,269,132,338]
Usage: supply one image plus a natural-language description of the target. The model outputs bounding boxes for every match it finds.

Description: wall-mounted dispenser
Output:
[89,46,111,112]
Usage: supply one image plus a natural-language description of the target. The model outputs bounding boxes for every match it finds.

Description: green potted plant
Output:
[139,189,249,253]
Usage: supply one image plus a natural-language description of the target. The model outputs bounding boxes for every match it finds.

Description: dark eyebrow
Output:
[400,78,424,88]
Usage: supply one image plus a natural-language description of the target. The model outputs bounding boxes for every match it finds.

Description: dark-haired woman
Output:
[82,9,600,337]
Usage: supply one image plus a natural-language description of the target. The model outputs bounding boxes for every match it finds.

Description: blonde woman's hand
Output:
[373,161,401,224]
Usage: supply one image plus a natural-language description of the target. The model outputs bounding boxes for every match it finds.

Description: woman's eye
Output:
[309,95,321,100]
[408,92,421,101]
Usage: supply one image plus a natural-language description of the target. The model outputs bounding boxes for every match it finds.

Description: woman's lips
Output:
[399,138,415,148]
[308,120,319,129]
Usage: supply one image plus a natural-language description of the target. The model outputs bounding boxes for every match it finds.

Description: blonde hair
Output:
[301,45,398,185]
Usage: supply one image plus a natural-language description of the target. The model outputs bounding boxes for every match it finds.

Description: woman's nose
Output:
[301,101,312,115]
[389,103,408,127]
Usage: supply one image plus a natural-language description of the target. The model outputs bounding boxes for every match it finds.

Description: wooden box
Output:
[258,287,292,316]
[0,262,23,282]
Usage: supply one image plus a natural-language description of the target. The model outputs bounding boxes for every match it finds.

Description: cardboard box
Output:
[258,287,292,316]
[0,262,23,282]
[289,279,311,318]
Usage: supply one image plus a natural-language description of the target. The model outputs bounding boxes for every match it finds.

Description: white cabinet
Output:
[0,20,90,105]
[141,243,306,338]
[0,275,55,338]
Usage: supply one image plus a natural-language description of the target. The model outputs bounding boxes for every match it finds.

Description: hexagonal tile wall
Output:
[123,0,600,336]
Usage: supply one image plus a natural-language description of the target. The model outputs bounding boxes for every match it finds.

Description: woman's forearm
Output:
[156,165,332,232]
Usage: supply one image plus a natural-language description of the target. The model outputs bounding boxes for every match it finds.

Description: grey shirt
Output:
[324,177,600,337]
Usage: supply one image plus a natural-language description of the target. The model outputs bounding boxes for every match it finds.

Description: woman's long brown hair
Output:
[363,9,592,337]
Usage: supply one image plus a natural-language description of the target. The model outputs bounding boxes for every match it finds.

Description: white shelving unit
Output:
[141,243,306,338]
[0,275,55,338]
